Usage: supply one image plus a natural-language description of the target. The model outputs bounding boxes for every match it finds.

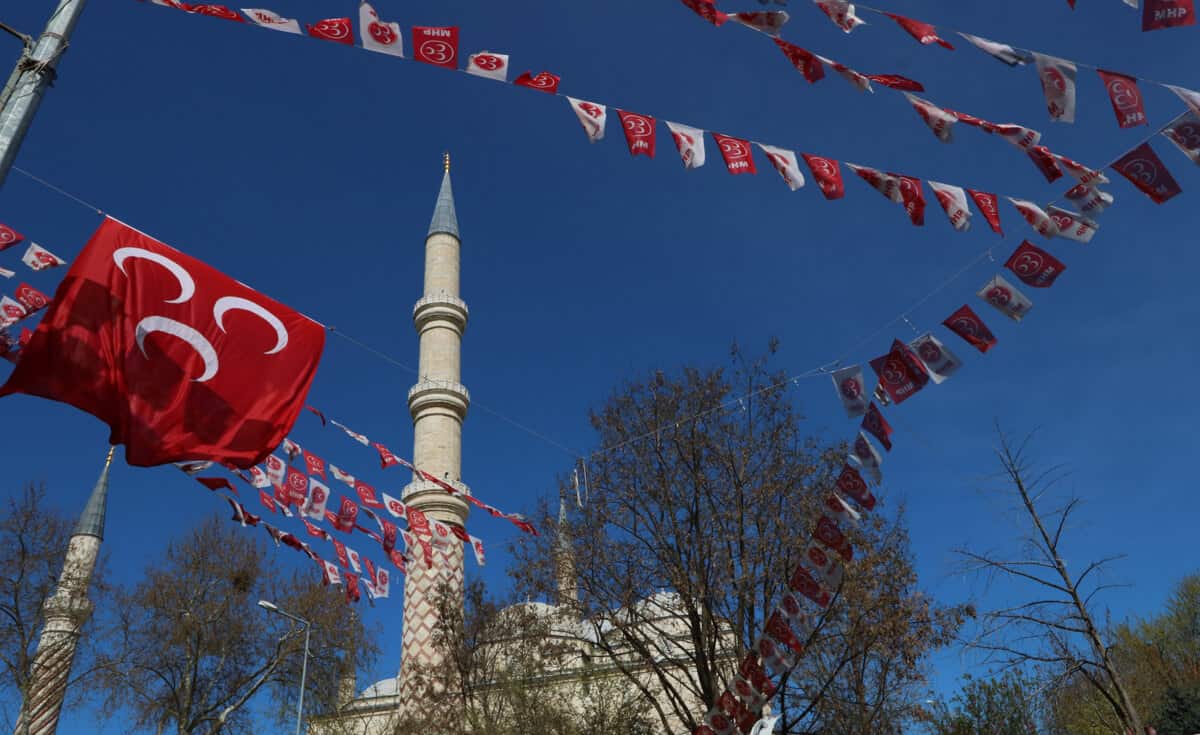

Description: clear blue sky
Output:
[1,0,1197,731]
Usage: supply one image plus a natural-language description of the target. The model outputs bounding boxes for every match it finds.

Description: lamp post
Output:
[259,600,312,735]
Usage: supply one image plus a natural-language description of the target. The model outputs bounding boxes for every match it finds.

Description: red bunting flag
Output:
[870,340,930,405]
[306,18,353,45]
[909,333,962,384]
[967,190,1003,234]
[320,558,342,586]
[332,497,359,533]
[978,275,1034,322]
[712,133,756,175]
[302,518,327,539]
[359,2,403,57]
[1027,146,1065,183]
[1034,54,1078,123]
[355,481,385,509]
[1005,241,1067,288]
[928,181,972,231]
[757,145,805,191]
[897,176,926,226]
[774,39,824,83]
[617,111,657,158]
[1163,113,1200,164]
[835,464,877,511]
[1143,0,1196,31]
[469,535,487,566]
[13,283,49,313]
[865,74,925,92]
[885,12,955,49]
[225,497,260,527]
[1008,198,1060,238]
[334,420,369,446]
[257,488,276,514]
[0,218,323,468]
[197,476,236,493]
[679,0,729,26]
[817,55,872,93]
[788,565,832,609]
[830,365,868,418]
[285,466,308,505]
[303,450,326,480]
[514,71,560,94]
[861,402,893,451]
[814,0,864,32]
[1097,70,1148,129]
[764,611,806,656]
[993,123,1042,151]
[731,11,790,35]
[305,405,326,426]
[802,154,845,199]
[376,442,403,469]
[847,164,901,203]
[1046,206,1099,244]
[904,94,956,142]
[382,491,406,519]
[1054,154,1109,187]
[944,305,997,353]
[0,224,22,251]
[814,516,854,562]
[188,5,243,21]
[412,26,459,69]
[1111,143,1183,204]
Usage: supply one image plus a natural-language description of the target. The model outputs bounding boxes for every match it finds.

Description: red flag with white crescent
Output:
[897,176,926,226]
[679,0,729,26]
[1046,206,1098,243]
[773,39,824,82]
[1097,70,1148,128]
[814,517,854,562]
[849,433,883,484]
[0,224,22,252]
[1143,0,1196,31]
[757,144,805,191]
[1163,112,1200,164]
[412,26,459,69]
[514,71,560,94]
[870,339,930,405]
[802,154,845,199]
[943,305,997,353]
[1111,143,1183,204]
[332,496,360,533]
[617,111,656,158]
[861,402,893,451]
[467,51,509,82]
[306,18,353,45]
[1034,53,1077,123]
[967,190,1003,234]
[303,450,326,480]
[928,181,972,231]
[885,12,954,49]
[1027,146,1065,183]
[285,466,308,505]
[355,481,385,509]
[835,463,877,511]
[814,0,864,32]
[1005,241,1067,288]
[712,133,756,175]
[567,97,606,143]
[978,275,1034,322]
[359,2,404,57]
[830,365,868,418]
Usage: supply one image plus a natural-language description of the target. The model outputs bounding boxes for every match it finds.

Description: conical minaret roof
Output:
[73,447,114,540]
[428,154,459,239]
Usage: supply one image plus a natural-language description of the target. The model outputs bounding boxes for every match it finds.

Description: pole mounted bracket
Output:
[0,22,34,51]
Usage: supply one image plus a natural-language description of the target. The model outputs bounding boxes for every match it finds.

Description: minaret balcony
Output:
[413,293,469,334]
[407,379,471,420]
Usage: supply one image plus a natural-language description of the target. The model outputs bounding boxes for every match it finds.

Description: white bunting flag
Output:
[800,541,844,590]
[0,267,13,279]
[346,547,362,573]
[21,243,66,271]
[927,181,972,231]
[813,0,865,32]
[264,454,286,488]
[846,163,902,203]
[830,365,869,418]
[665,121,707,169]
[246,465,269,489]
[1163,112,1200,165]
[849,432,883,485]
[331,420,370,446]
[749,715,782,735]
[469,535,486,566]
[958,32,1030,66]
[374,566,391,598]
[1034,53,1078,123]
[467,51,510,82]
[241,8,302,34]
[1167,85,1200,118]
[978,274,1034,322]
[908,333,962,384]
[566,97,606,143]
[301,477,331,520]
[0,296,27,329]
[757,144,805,191]
[1007,197,1060,238]
[359,2,403,57]
[382,492,406,519]
[1054,154,1109,186]
[330,464,355,487]
[1066,184,1115,216]
[321,559,342,586]
[993,123,1042,151]
[1046,206,1099,243]
[816,55,873,93]
[904,93,957,143]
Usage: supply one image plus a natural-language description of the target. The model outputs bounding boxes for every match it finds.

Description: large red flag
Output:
[0,218,324,467]
[943,305,997,353]
[1112,143,1183,204]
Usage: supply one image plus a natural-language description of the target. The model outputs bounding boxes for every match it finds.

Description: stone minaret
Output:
[397,155,471,707]
[14,447,113,735]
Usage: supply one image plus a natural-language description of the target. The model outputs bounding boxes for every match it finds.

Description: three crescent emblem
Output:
[624,115,651,137]
[115,247,290,383]
[420,40,454,63]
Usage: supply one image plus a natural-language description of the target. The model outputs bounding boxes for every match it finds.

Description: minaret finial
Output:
[74,446,115,540]
[443,152,450,173]
[103,445,115,471]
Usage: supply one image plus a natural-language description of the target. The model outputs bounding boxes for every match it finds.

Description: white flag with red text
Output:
[665,121,707,169]
[978,275,1034,322]
[908,333,962,384]
[1034,53,1078,123]
[928,181,972,231]
[904,94,957,143]
[757,144,805,190]
[241,8,302,33]
[1008,197,1060,238]
[359,2,403,57]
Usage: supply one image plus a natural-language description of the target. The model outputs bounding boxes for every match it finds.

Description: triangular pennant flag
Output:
[967,190,1003,234]
[679,0,729,26]
[815,55,872,93]
[773,39,824,83]
[1163,113,1200,164]
[869,339,930,405]
[849,432,883,484]
[566,97,606,143]
[21,243,66,271]
[665,121,707,169]
[1007,198,1060,238]
[904,94,956,142]
[514,71,561,94]
[1064,184,1115,217]
[1046,206,1099,243]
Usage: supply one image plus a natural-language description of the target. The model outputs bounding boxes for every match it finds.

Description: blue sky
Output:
[2,0,1198,731]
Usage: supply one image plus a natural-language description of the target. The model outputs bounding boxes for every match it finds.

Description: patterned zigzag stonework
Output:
[398,539,465,709]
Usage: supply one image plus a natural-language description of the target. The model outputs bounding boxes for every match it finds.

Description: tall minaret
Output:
[15,448,113,735]
[397,155,471,707]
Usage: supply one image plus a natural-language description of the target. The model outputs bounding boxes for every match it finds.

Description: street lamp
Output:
[258,600,312,735]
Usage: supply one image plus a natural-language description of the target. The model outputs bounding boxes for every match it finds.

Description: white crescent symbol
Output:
[135,316,219,382]
[213,296,289,354]
[113,248,195,304]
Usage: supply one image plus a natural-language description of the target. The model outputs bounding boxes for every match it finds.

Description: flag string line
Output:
[136,2,1117,212]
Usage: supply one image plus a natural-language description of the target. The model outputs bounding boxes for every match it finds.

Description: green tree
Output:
[1154,684,1200,735]
[919,673,1043,735]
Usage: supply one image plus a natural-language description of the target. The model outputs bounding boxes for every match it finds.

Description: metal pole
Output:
[296,621,310,735]
[0,0,89,190]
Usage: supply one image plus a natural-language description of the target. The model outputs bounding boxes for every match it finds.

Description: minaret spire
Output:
[556,485,579,608]
[15,447,113,735]
[397,156,471,716]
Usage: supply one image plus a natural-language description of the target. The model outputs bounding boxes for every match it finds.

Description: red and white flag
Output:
[830,365,869,418]
[332,497,359,533]
[248,465,269,488]
[0,296,27,329]
[333,420,369,446]
[1163,112,1200,164]
[344,572,361,603]
[1097,70,1147,128]
[957,32,1029,66]
[373,565,391,598]
[807,530,850,581]
[1027,146,1065,183]
[943,305,997,353]
[303,450,326,479]
[321,559,342,586]
[774,39,824,83]
[375,442,404,469]
[302,518,328,539]
[21,243,66,271]
[240,8,302,33]
[816,55,872,93]
[993,123,1042,151]
[788,565,832,610]
[567,97,606,143]
[466,51,509,82]
[885,12,954,49]
[257,488,276,513]
[757,144,805,191]
[13,283,48,313]
[870,339,929,405]
[966,190,1003,234]
[814,0,865,32]
[665,121,707,169]
[904,94,956,142]
[188,5,243,21]
[1167,85,1200,118]
[865,74,926,92]
[346,546,362,573]
[1046,206,1099,243]
[469,535,486,566]
[1065,184,1115,216]
[1054,154,1109,187]
[617,111,656,158]
[197,476,237,493]
[861,402,893,451]
[835,463,877,511]
[281,438,302,463]
[823,491,863,527]
[928,181,972,231]
[679,0,729,27]
[765,611,806,657]
[1034,53,1077,123]
[1005,240,1067,288]
[1111,142,1184,204]
[712,133,756,175]
[307,18,353,45]
[301,476,331,519]
[285,466,308,505]
[802,154,845,199]
[849,432,883,485]
[359,2,403,57]
[978,275,1034,322]
[514,71,560,94]
[908,333,962,384]
[1143,0,1196,31]
[412,26,459,69]
[731,11,790,35]
[1008,198,1060,238]
[738,654,779,702]
[265,454,286,487]
[0,267,12,279]
[355,480,385,509]
[847,164,901,203]
[0,224,23,252]
[382,491,406,519]
[329,464,355,487]
[898,176,926,226]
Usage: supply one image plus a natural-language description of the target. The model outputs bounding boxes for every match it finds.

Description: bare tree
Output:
[961,429,1142,734]
[511,348,967,734]
[0,483,107,730]
[94,516,378,735]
